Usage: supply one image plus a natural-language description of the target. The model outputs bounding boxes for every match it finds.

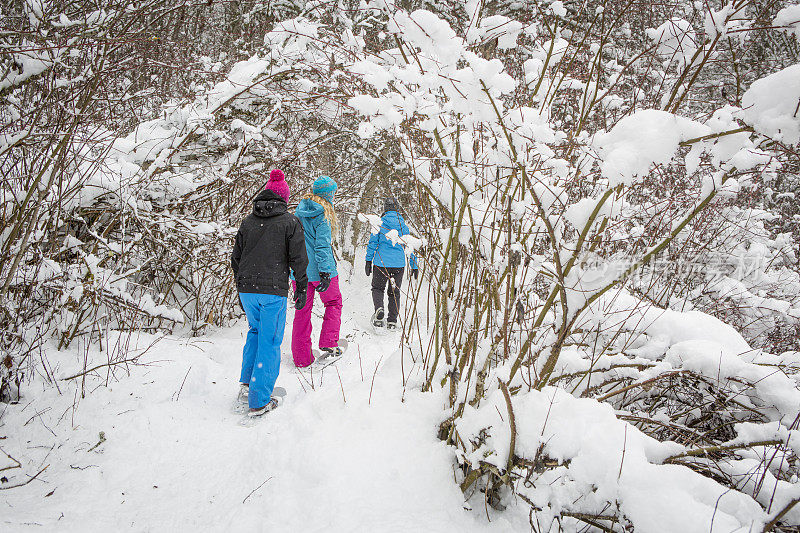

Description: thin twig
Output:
[0,446,21,472]
[0,464,49,490]
[61,357,143,381]
[242,476,273,503]
[335,365,346,404]
[369,355,384,405]
[762,497,799,532]
[357,345,364,382]
[617,425,627,481]
[664,439,783,463]
[174,366,191,401]
[596,371,687,402]
[499,379,516,474]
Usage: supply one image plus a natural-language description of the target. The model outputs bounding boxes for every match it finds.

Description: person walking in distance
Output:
[291,175,344,366]
[231,169,308,417]
[365,197,418,329]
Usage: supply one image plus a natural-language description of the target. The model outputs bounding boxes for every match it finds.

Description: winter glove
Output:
[318,272,331,293]
[365,261,372,277]
[294,290,307,310]
[411,268,418,280]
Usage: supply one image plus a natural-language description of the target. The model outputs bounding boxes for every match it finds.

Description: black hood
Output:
[253,189,288,218]
[232,188,309,297]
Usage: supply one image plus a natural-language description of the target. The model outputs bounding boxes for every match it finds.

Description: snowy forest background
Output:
[2,0,800,530]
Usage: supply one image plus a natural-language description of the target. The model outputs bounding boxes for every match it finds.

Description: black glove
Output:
[318,272,331,293]
[365,261,372,276]
[411,268,418,280]
[294,291,307,310]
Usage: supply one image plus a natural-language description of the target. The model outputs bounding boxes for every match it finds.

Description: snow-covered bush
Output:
[329,1,800,529]
[0,0,393,401]
[0,0,284,397]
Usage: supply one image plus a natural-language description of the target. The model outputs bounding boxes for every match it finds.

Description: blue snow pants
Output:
[239,293,287,409]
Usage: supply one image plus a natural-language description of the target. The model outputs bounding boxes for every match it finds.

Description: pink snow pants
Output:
[291,275,342,367]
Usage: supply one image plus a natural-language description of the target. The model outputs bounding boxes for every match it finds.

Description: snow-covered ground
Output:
[2,268,520,531]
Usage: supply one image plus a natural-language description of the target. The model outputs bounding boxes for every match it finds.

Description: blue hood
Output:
[381,211,403,231]
[295,198,325,219]
[294,197,336,282]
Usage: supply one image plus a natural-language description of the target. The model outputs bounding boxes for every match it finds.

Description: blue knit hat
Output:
[313,175,337,203]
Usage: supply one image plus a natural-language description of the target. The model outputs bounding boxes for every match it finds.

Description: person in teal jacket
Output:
[291,176,343,366]
[365,197,418,329]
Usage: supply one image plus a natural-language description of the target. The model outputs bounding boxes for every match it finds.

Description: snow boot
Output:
[320,346,344,359]
[248,395,282,418]
[310,340,348,370]
[387,320,398,330]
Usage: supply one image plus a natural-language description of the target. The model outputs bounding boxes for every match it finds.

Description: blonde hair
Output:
[301,193,338,237]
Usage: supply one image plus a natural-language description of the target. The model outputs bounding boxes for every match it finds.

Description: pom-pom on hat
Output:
[313,175,337,203]
[265,168,290,203]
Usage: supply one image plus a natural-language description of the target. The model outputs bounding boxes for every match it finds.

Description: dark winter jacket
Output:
[366,211,418,269]
[231,189,309,296]
[295,197,337,282]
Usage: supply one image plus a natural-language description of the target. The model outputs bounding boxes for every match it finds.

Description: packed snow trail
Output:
[2,264,521,531]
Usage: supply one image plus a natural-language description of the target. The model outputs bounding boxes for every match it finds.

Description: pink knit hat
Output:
[264,168,290,202]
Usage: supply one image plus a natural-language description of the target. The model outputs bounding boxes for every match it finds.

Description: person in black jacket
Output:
[231,169,308,417]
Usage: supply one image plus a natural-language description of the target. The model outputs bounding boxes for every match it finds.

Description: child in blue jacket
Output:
[291,176,344,366]
[365,197,418,329]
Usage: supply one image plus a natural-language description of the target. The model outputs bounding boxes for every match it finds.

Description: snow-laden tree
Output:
[274,1,799,528]
[2,0,799,529]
